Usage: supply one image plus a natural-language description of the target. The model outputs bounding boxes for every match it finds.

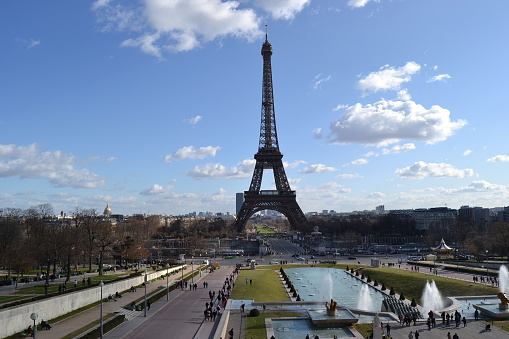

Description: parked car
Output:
[348,256,357,260]
[296,257,305,261]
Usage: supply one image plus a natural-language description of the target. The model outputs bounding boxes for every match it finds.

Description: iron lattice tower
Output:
[233,33,307,232]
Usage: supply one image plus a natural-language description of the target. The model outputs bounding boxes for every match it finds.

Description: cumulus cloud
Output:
[336,173,362,179]
[184,115,202,125]
[254,0,310,20]
[140,184,173,196]
[367,192,385,198]
[396,161,474,179]
[344,158,368,166]
[187,159,255,179]
[357,62,421,94]
[284,160,307,169]
[397,89,411,101]
[487,155,509,162]
[91,0,113,10]
[427,74,451,83]
[164,146,220,162]
[312,128,323,139]
[0,144,105,188]
[382,143,416,155]
[95,0,265,56]
[347,0,376,8]
[463,149,472,156]
[313,74,332,89]
[302,164,337,174]
[328,99,467,146]
[332,104,348,111]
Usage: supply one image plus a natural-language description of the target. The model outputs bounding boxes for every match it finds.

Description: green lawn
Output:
[231,268,290,302]
[253,224,276,234]
[360,267,498,304]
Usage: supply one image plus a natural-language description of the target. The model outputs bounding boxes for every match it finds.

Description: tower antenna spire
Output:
[265,24,268,42]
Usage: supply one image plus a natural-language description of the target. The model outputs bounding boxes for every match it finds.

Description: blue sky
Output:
[1,0,509,216]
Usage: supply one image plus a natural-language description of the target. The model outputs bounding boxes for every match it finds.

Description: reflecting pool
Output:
[286,267,386,312]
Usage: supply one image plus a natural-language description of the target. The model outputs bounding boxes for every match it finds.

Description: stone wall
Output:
[0,265,185,338]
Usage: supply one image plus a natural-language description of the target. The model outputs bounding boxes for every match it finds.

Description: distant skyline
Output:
[1,0,509,216]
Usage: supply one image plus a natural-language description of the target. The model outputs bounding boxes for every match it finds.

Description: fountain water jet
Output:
[499,265,509,293]
[322,272,334,301]
[422,280,444,313]
[357,284,373,311]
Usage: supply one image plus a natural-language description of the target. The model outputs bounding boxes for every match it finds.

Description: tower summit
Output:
[233,31,307,232]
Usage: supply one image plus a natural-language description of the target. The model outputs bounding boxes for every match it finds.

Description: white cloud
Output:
[427,74,451,83]
[0,144,105,188]
[336,173,362,179]
[396,161,474,179]
[347,0,377,8]
[487,155,509,162]
[357,62,421,94]
[140,184,173,196]
[463,149,472,156]
[91,0,113,11]
[329,99,467,146]
[332,104,348,111]
[302,164,337,174]
[164,146,221,162]
[312,128,323,139]
[95,0,264,56]
[284,160,307,169]
[367,192,385,198]
[254,0,310,20]
[344,158,368,166]
[313,74,332,89]
[187,159,255,179]
[397,89,411,101]
[382,143,416,155]
[364,151,377,157]
[184,115,202,125]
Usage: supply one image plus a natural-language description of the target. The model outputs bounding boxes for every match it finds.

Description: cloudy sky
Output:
[1,0,509,216]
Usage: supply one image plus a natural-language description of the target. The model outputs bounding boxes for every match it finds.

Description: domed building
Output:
[104,204,112,217]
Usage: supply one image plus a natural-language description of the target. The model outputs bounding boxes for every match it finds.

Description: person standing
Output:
[414,330,419,339]
[408,331,414,339]
[447,332,452,339]
[385,323,391,336]
[452,333,459,339]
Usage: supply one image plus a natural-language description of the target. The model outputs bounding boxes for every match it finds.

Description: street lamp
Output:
[144,270,147,317]
[30,313,38,339]
[99,281,104,339]
[191,261,194,284]
[166,266,169,301]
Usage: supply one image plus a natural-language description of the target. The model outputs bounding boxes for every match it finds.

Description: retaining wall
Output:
[0,265,185,338]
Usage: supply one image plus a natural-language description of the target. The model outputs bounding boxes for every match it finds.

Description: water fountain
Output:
[357,284,373,311]
[473,265,509,318]
[499,265,509,294]
[421,280,444,313]
[498,265,509,310]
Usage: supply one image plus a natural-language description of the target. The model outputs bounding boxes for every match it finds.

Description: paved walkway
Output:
[380,319,507,339]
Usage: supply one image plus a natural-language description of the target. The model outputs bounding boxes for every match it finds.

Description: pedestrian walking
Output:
[385,323,391,336]
[408,331,414,339]
[462,316,466,327]
[414,330,419,339]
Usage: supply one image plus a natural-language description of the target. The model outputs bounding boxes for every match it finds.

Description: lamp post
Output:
[166,266,169,301]
[30,313,38,339]
[99,281,104,339]
[486,250,489,278]
[144,270,147,317]
[191,261,194,284]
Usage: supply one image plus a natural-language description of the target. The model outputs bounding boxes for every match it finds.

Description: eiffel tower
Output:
[233,32,307,232]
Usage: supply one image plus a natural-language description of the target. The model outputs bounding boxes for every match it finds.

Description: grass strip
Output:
[360,267,498,304]
[231,268,289,302]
